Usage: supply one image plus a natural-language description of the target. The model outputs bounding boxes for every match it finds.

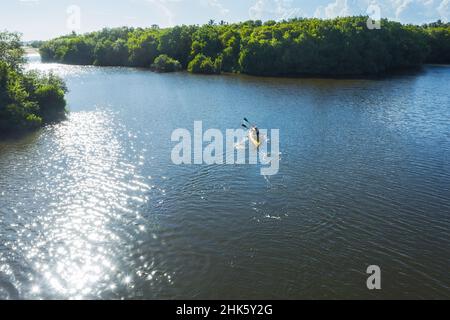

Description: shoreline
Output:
[36,57,450,81]
[22,46,39,54]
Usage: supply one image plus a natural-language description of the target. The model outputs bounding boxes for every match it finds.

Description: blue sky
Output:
[2,0,449,40]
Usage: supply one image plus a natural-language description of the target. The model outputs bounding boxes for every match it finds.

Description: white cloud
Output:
[208,0,230,16]
[18,0,40,4]
[315,0,353,19]
[394,0,413,18]
[312,0,448,23]
[249,0,304,21]
[145,0,230,24]
[327,0,352,17]
[388,0,445,22]
[438,0,450,21]
[147,0,179,25]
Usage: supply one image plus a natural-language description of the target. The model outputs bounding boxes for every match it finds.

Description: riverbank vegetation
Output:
[422,20,450,64]
[39,17,450,76]
[151,54,182,72]
[0,31,67,135]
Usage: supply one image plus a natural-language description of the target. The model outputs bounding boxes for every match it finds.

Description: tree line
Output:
[39,17,450,76]
[1,31,67,135]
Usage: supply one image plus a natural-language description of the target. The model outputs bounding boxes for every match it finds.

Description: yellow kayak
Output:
[248,129,261,147]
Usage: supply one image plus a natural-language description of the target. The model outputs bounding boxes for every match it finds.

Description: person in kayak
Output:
[253,127,260,143]
[242,118,260,144]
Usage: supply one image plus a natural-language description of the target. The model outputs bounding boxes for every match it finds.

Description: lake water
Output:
[0,54,449,299]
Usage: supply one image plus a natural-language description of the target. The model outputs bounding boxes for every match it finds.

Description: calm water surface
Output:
[0,55,449,299]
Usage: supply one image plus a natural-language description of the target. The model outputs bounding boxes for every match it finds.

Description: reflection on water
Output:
[1,112,162,299]
[0,55,449,299]
[25,54,93,77]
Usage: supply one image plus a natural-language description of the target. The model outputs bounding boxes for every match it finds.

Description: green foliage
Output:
[40,35,94,65]
[128,30,159,67]
[158,25,197,68]
[39,17,450,76]
[33,84,66,121]
[26,113,43,127]
[94,39,129,66]
[30,40,44,49]
[188,54,221,74]
[423,23,450,63]
[0,31,26,70]
[1,31,67,135]
[0,62,39,132]
[219,28,241,72]
[151,54,182,72]
[191,25,223,58]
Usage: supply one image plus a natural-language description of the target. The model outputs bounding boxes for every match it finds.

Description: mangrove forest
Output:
[0,31,67,135]
[39,17,450,76]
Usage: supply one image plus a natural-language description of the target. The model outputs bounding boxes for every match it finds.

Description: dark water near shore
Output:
[0,55,449,299]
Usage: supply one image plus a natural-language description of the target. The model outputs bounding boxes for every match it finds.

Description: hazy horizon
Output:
[2,0,449,41]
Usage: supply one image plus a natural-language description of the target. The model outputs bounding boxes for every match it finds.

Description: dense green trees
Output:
[422,21,450,64]
[40,35,94,65]
[0,31,26,70]
[158,26,197,68]
[151,54,182,72]
[93,39,129,66]
[29,40,44,49]
[188,54,221,74]
[1,31,67,135]
[40,17,450,76]
[127,29,160,67]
